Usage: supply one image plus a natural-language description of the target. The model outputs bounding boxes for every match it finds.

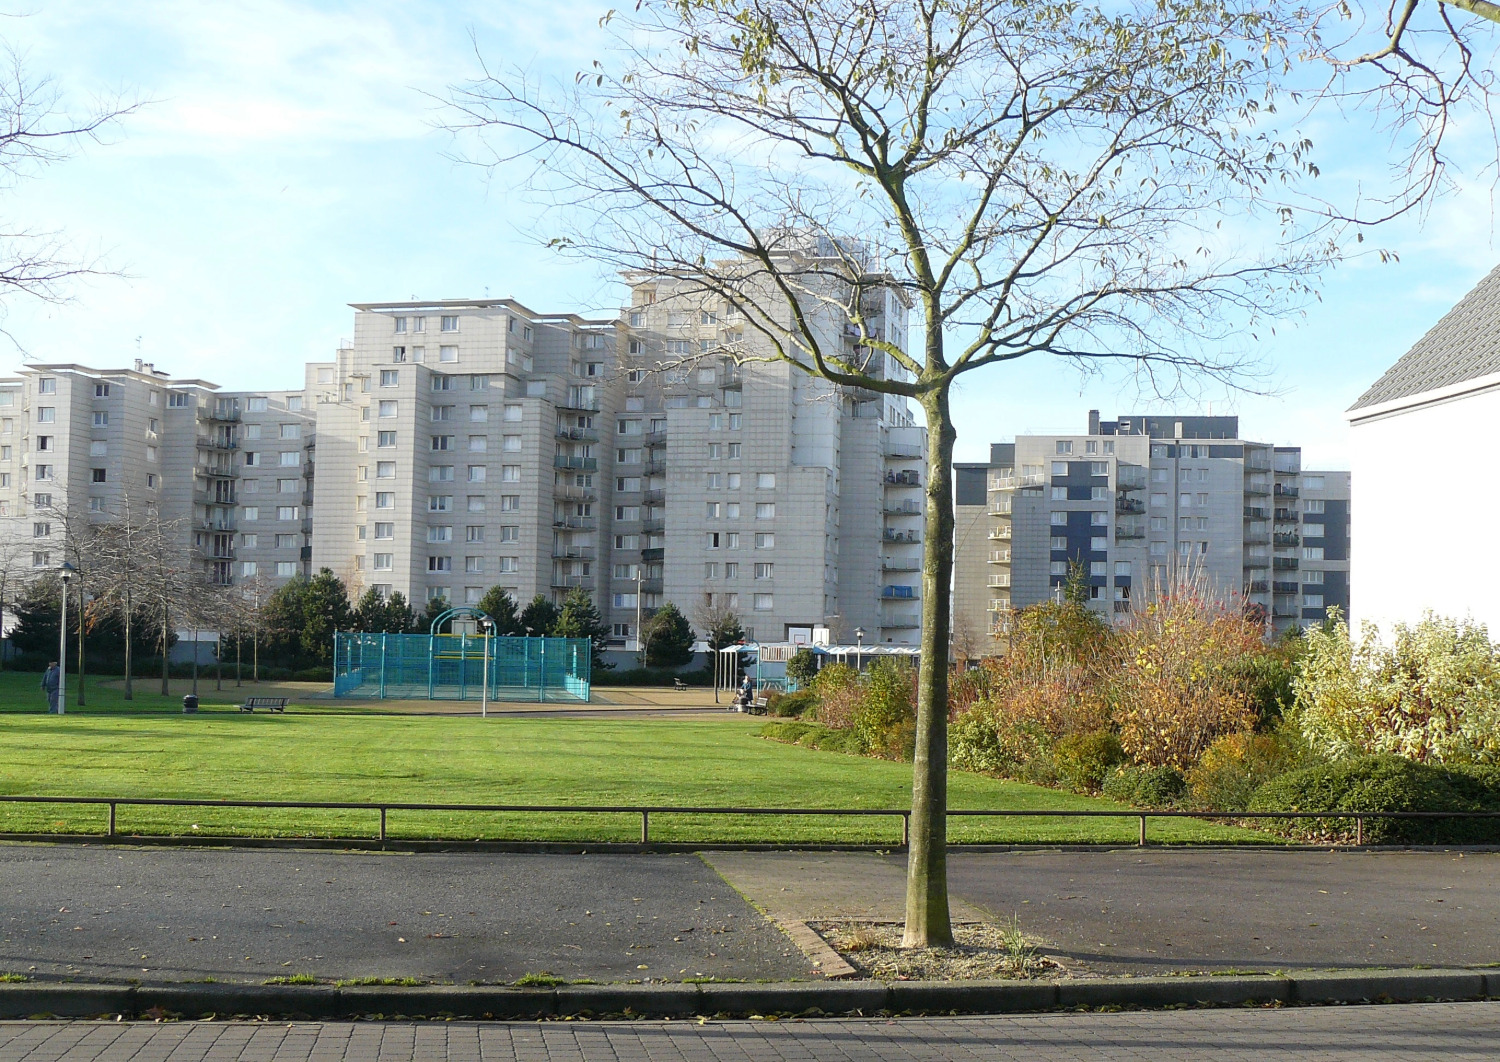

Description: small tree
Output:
[520,594,560,637]
[477,586,523,636]
[554,587,613,672]
[643,602,695,668]
[696,600,746,652]
[786,648,818,688]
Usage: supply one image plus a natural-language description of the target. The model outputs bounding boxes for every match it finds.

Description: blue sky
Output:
[1,0,1496,471]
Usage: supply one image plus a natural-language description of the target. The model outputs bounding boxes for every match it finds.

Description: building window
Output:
[375,493,395,509]
[754,533,774,549]
[755,503,775,519]
[1302,546,1325,560]
[373,554,393,571]
[753,593,773,611]
[468,495,487,512]
[280,423,301,439]
[428,556,452,572]
[1303,594,1324,608]
[243,506,260,521]
[500,495,520,511]
[754,562,774,580]
[427,525,453,543]
[429,495,452,512]
[440,315,459,332]
[756,473,776,489]
[90,468,106,483]
[440,345,458,363]
[431,435,452,451]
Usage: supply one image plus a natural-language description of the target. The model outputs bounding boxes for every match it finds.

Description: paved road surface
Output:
[708,847,1500,975]
[0,848,806,985]
[4,1002,1500,1060]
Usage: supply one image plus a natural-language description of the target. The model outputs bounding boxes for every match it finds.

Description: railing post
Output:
[1356,815,1363,847]
[640,810,650,844]
[1138,814,1147,847]
[107,801,116,838]
[901,812,910,848]
[379,807,387,842]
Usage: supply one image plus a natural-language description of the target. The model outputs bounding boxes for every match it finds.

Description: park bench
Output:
[237,696,289,713]
[672,677,689,691]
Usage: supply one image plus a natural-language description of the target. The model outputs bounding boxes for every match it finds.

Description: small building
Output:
[1348,264,1500,635]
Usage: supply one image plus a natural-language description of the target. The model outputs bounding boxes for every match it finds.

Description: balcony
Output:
[640,577,664,594]
[1243,532,1270,545]
[988,599,1011,612]
[989,472,1044,491]
[1272,608,1300,619]
[301,518,313,535]
[642,489,665,506]
[1115,523,1145,540]
[644,429,667,447]
[1273,532,1300,547]
[555,426,600,442]
[1274,508,1300,523]
[1273,580,1299,595]
[552,546,596,559]
[1116,467,1147,490]
[884,443,923,460]
[1115,497,1145,515]
[1244,506,1268,520]
[195,434,238,451]
[550,575,596,590]
[884,500,922,515]
[1274,484,1300,499]
[1246,580,1269,594]
[1273,557,1299,571]
[882,615,920,629]
[986,574,1011,589]
[1244,480,1271,495]
[883,560,921,572]
[554,456,599,472]
[883,528,920,544]
[557,484,597,501]
[552,515,598,530]
[641,518,665,534]
[201,408,241,423]
[645,459,667,477]
[300,545,313,561]
[558,398,601,413]
[885,469,922,487]
[988,526,1012,540]
[988,549,1010,564]
[640,547,664,563]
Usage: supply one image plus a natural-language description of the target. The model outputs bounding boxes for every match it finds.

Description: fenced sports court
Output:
[331,607,591,702]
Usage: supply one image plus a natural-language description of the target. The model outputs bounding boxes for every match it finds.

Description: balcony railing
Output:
[550,576,596,590]
[1115,524,1145,540]
[645,460,667,477]
[1244,506,1269,520]
[881,615,920,629]
[989,472,1044,491]
[986,575,1011,589]
[640,577,664,594]
[1274,508,1300,523]
[988,526,1012,540]
[200,408,241,423]
[640,547,664,563]
[552,516,598,530]
[642,489,665,506]
[641,518,665,534]
[1243,532,1270,545]
[884,501,922,515]
[883,560,920,572]
[1116,468,1147,490]
[1273,532,1300,547]
[1274,484,1300,498]
[557,485,597,501]
[1273,557,1299,571]
[551,546,596,560]
[988,550,1010,564]
[1115,497,1145,515]
[1246,580,1269,594]
[1273,581,1300,595]
[1244,481,1271,496]
[555,426,600,442]
[554,456,599,472]
[883,529,920,543]
[884,444,923,460]
[988,599,1010,612]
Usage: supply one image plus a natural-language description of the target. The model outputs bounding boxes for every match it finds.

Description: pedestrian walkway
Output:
[4,1002,1500,1060]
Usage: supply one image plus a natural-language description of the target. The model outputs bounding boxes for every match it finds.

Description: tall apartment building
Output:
[0,361,318,593]
[310,268,927,648]
[953,445,1011,657]
[966,412,1350,639]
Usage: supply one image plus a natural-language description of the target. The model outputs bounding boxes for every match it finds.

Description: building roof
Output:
[1350,263,1500,412]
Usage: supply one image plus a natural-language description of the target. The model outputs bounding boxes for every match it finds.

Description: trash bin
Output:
[182,694,199,714]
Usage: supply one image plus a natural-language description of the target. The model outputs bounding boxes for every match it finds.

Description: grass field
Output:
[0,670,1269,845]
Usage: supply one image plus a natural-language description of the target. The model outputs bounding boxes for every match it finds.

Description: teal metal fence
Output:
[332,632,591,702]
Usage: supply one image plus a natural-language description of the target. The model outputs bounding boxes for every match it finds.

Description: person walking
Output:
[40,661,60,713]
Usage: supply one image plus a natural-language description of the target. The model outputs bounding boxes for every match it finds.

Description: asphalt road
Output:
[5,1003,1500,1060]
[0,847,808,985]
[943,847,1500,975]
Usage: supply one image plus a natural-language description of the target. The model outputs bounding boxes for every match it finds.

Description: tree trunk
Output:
[191,628,199,696]
[902,378,957,949]
[123,589,133,700]
[160,602,170,696]
[0,576,7,673]
[236,630,242,687]
[216,628,223,691]
[75,581,86,707]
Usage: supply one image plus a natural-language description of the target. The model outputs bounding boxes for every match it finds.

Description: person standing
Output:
[40,661,60,713]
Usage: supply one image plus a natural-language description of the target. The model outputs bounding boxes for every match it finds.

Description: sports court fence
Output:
[332,632,591,702]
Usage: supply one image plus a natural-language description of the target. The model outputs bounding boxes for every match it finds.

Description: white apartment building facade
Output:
[309,276,927,648]
[0,361,317,594]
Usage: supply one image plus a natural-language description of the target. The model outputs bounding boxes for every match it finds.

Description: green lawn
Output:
[0,670,1269,845]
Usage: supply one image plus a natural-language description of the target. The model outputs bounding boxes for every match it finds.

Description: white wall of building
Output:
[1351,384,1500,636]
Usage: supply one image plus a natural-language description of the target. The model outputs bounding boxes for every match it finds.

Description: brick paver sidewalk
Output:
[3,1002,1499,1061]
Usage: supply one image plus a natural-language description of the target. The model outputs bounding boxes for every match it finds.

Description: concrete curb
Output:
[0,969,1492,1020]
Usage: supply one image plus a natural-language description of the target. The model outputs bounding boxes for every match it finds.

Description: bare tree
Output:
[0,517,31,670]
[448,0,1494,945]
[0,46,141,339]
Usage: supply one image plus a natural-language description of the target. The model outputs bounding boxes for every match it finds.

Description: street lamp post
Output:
[479,616,494,718]
[854,626,865,674]
[635,568,644,668]
[58,562,75,715]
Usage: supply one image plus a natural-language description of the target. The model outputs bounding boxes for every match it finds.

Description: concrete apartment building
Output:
[308,270,927,649]
[0,361,317,594]
[957,412,1350,648]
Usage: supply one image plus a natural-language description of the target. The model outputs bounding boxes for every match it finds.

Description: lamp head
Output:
[59,561,76,585]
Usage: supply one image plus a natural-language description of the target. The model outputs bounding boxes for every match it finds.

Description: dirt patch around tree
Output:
[810,919,1064,981]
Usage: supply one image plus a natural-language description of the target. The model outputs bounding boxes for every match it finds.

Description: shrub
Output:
[1185,729,1308,812]
[851,659,916,761]
[1248,755,1500,844]
[765,688,818,718]
[1111,576,1264,768]
[291,667,333,683]
[1101,765,1186,807]
[1052,730,1125,793]
[1292,611,1500,765]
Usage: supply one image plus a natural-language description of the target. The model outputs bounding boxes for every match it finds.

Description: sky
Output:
[1,0,1498,471]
